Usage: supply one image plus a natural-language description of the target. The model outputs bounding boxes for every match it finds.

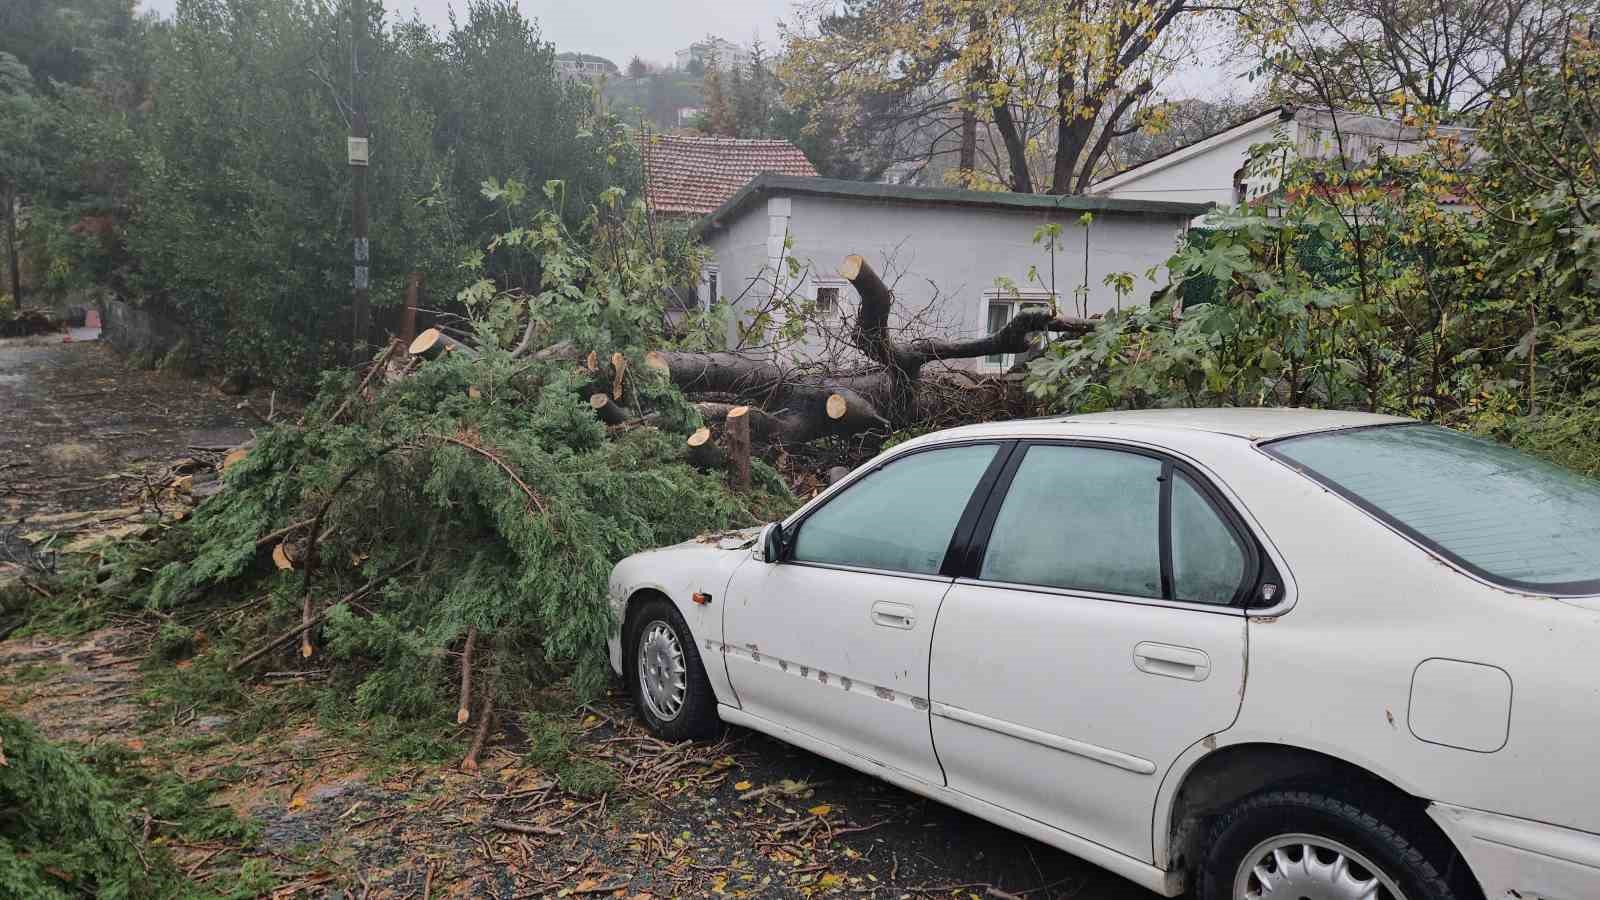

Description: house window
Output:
[982,291,1055,370]
[702,266,719,312]
[812,280,844,317]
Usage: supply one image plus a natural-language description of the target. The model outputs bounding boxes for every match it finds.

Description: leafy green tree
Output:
[0,53,45,306]
[118,0,635,385]
[0,0,138,92]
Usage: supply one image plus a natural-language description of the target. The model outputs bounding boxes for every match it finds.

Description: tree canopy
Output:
[781,0,1209,193]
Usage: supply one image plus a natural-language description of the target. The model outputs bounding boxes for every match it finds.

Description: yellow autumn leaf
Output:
[807,804,832,816]
[734,780,753,791]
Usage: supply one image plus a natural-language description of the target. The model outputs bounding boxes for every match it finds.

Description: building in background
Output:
[555,52,619,82]
[1088,106,1480,210]
[674,35,751,72]
[695,175,1207,367]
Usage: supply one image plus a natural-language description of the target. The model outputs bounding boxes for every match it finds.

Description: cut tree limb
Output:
[461,685,495,773]
[457,625,478,725]
[408,328,475,361]
[589,393,628,426]
[229,558,418,673]
[824,388,890,433]
[905,309,1096,364]
[610,351,628,402]
[725,406,751,491]
[686,427,725,470]
[329,338,401,424]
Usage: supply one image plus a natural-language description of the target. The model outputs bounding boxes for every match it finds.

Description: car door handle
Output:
[870,602,916,629]
[1132,642,1211,681]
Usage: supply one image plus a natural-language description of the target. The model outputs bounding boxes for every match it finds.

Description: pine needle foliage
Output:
[0,714,172,899]
[123,183,794,727]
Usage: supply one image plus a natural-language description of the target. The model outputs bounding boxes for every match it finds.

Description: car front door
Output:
[722,441,1009,786]
[929,441,1258,861]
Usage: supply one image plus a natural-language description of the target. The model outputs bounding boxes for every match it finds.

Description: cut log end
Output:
[825,393,848,420]
[408,328,442,357]
[410,327,474,361]
[456,706,470,725]
[589,393,627,426]
[686,426,725,471]
[838,254,865,280]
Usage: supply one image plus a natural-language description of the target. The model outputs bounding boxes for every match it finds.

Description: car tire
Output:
[1196,789,1461,900]
[625,596,721,741]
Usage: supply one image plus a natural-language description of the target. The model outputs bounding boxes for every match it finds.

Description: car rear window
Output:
[1267,423,1600,595]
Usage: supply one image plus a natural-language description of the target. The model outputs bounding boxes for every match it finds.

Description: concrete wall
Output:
[703,193,1191,370]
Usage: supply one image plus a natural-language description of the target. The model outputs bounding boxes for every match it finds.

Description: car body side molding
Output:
[930,701,1158,775]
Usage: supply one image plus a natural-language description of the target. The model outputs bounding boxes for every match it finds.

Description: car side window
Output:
[790,444,998,575]
[1170,471,1248,605]
[979,445,1163,597]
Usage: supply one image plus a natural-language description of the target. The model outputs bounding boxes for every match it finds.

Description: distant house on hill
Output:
[674,35,751,72]
[1088,106,1480,209]
[555,52,619,82]
[637,132,819,218]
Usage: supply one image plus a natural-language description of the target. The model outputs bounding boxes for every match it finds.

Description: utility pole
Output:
[348,0,371,353]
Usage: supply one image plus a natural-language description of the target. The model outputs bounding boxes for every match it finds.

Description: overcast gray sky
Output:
[137,0,798,68]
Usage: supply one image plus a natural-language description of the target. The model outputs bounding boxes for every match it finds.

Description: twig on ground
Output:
[486,819,564,837]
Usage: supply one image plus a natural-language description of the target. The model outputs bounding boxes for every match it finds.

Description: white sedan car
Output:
[607,409,1600,900]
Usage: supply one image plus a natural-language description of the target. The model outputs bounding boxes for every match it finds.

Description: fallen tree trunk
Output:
[412,253,1099,453]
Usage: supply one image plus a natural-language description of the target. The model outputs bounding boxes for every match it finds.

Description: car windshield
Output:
[1267,423,1600,594]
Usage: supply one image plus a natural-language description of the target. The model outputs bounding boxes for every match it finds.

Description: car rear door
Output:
[722,441,1010,786]
[928,441,1257,861]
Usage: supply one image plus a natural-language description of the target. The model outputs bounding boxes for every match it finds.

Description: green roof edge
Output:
[693,174,1213,237]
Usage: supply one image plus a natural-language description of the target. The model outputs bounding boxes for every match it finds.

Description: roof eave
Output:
[1089,106,1292,194]
[694,174,1213,238]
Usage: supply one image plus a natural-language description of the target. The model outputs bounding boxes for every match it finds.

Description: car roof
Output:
[1053,408,1412,441]
[904,408,1413,448]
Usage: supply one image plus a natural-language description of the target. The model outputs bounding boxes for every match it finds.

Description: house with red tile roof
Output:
[638,132,819,218]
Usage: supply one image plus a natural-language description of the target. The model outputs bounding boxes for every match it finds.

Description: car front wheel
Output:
[625,596,719,741]
[1197,790,1462,900]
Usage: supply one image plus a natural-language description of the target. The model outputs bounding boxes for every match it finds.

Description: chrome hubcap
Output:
[636,620,686,721]
[1234,834,1408,900]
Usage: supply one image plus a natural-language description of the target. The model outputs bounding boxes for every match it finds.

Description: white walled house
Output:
[694,176,1208,372]
[1089,106,1480,209]
[674,36,751,72]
